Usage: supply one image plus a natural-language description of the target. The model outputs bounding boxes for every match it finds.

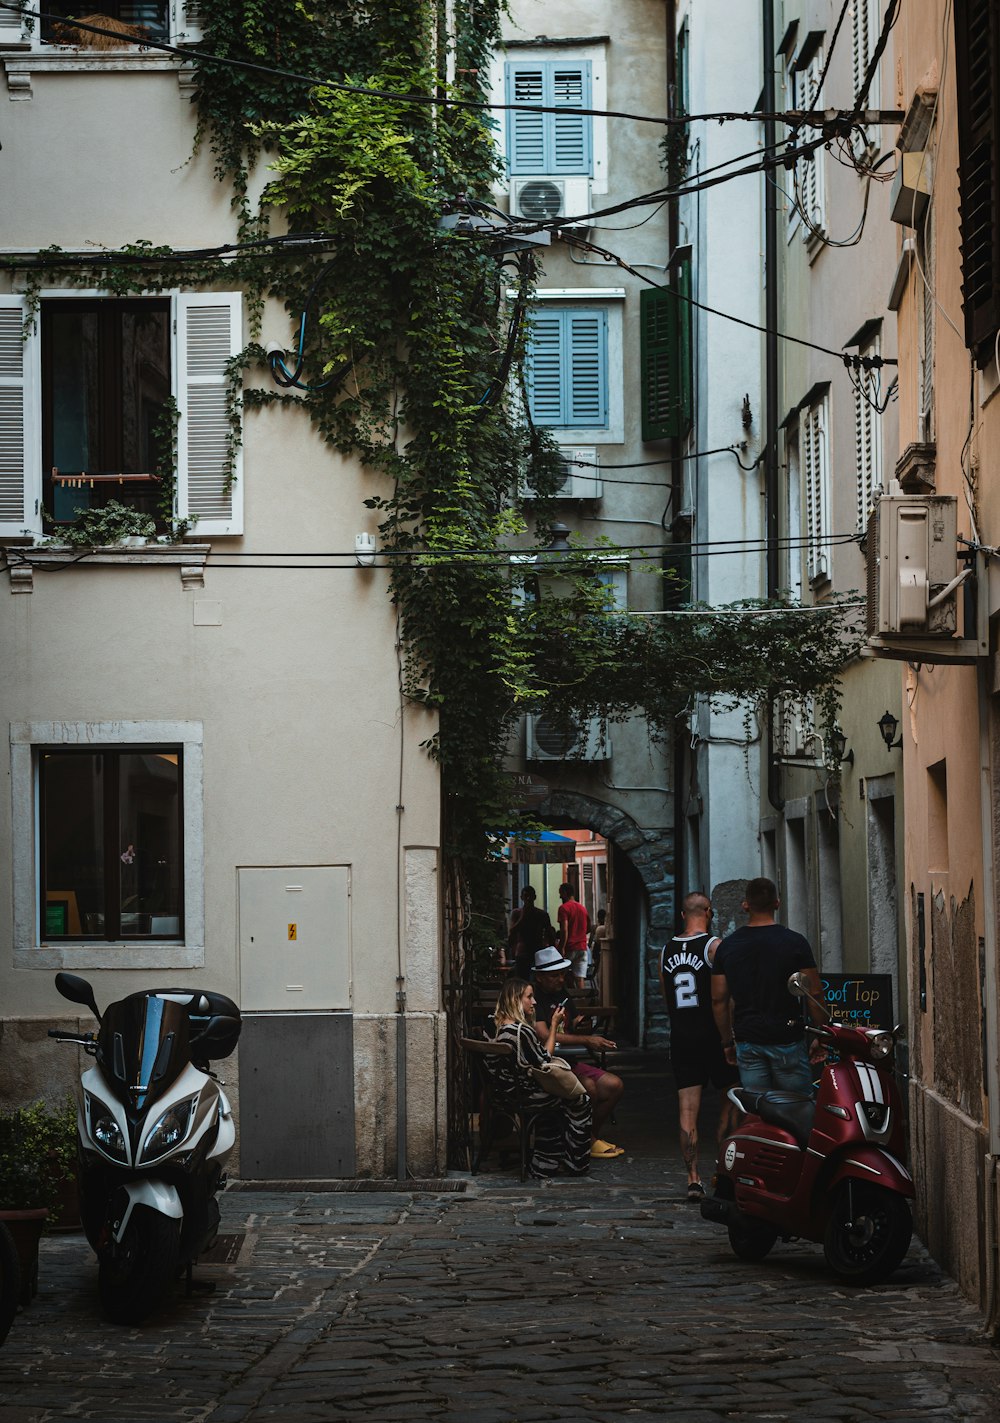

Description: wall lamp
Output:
[878,710,904,751]
[827,726,854,767]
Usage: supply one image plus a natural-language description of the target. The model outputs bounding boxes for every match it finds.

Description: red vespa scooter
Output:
[701,971,914,1285]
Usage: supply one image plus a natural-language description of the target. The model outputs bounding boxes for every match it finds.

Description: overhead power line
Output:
[561,231,898,370]
[2,5,903,131]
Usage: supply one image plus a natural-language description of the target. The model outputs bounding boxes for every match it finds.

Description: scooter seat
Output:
[739,1089,815,1149]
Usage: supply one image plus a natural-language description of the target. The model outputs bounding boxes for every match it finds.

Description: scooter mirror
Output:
[55,971,102,1022]
[190,1014,242,1060]
[787,971,811,997]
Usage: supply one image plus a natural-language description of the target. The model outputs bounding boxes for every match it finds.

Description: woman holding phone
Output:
[489,978,592,1179]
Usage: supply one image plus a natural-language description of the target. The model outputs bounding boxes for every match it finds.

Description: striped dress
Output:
[489,1020,592,1179]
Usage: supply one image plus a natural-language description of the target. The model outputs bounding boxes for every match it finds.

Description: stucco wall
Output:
[0,61,444,1177]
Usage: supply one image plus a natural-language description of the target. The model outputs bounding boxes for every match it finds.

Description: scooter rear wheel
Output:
[98,1205,181,1325]
[727,1217,778,1262]
[823,1181,912,1286]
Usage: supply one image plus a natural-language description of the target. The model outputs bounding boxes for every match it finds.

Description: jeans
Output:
[735,1040,814,1095]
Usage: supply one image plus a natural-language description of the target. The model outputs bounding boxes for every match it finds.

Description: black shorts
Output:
[670,1035,740,1091]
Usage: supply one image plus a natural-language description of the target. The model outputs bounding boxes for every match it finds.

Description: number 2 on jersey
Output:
[674,969,699,1009]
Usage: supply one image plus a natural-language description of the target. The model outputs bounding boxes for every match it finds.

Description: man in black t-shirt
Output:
[711,877,826,1095]
[507,886,554,980]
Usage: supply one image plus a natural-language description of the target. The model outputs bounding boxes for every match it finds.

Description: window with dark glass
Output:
[41,299,171,526]
[40,749,183,941]
[41,3,169,45]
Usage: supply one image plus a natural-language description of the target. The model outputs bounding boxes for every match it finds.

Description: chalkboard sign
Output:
[820,973,894,1030]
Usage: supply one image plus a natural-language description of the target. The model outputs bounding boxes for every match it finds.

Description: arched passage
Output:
[537,790,675,1047]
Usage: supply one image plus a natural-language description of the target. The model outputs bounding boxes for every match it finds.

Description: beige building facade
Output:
[0,14,445,1178]
[877,0,1000,1322]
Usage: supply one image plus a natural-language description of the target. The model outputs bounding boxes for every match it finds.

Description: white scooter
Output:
[50,972,240,1325]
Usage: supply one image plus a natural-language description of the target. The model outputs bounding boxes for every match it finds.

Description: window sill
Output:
[18,942,204,971]
[1,49,195,101]
[2,543,211,593]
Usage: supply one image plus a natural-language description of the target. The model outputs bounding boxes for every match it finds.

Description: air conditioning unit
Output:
[510,176,592,228]
[522,447,602,501]
[526,712,610,762]
[866,487,958,638]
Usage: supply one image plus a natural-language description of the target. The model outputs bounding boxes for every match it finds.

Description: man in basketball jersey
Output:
[660,891,739,1200]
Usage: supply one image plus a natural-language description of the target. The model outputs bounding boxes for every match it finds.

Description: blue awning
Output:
[500,830,577,865]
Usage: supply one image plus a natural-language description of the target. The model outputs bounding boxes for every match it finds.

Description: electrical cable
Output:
[0,5,869,131]
[2,531,864,575]
[560,231,897,367]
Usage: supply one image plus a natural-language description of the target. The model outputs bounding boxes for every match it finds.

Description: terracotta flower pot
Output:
[0,1208,48,1305]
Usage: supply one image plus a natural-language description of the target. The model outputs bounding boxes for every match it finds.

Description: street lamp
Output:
[826,726,854,767]
[877,710,904,751]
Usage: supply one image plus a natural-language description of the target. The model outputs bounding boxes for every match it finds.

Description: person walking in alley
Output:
[556,881,590,989]
[659,891,740,1201]
[711,877,827,1095]
[507,885,554,981]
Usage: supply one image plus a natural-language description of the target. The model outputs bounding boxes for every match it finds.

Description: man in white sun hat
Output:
[531,946,624,1159]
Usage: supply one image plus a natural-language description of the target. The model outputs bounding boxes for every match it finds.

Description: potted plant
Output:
[43,500,157,548]
[0,1099,78,1305]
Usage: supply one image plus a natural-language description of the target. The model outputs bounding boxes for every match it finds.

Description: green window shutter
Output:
[640,263,692,440]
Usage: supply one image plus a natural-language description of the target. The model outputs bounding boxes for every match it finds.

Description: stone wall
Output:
[540,791,674,1047]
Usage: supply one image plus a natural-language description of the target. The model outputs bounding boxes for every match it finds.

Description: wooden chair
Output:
[460,1036,561,1182]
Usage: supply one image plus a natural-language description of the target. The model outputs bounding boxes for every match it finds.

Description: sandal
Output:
[590,1139,625,1159]
[686,1180,706,1201]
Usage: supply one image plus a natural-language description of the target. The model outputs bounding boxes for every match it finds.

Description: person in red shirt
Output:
[557,882,590,989]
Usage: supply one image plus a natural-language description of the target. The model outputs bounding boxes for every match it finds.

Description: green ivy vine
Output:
[1,0,863,941]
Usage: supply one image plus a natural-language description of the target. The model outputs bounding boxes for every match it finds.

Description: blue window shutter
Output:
[567,311,607,426]
[507,63,547,174]
[525,312,565,423]
[550,64,592,174]
[526,309,608,430]
[506,60,592,175]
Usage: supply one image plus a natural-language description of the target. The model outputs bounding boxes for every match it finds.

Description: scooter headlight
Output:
[140,1098,196,1165]
[86,1093,128,1164]
[867,1031,895,1061]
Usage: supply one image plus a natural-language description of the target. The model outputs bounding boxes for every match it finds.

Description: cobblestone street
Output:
[2,1056,999,1422]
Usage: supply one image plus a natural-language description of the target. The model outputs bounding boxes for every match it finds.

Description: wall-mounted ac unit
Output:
[510,176,592,228]
[866,487,958,638]
[526,712,610,762]
[522,447,601,501]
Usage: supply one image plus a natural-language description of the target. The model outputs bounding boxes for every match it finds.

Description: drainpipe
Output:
[762,0,784,813]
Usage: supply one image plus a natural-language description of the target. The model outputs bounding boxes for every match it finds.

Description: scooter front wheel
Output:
[727,1216,778,1262]
[823,1181,912,1286]
[98,1205,181,1325]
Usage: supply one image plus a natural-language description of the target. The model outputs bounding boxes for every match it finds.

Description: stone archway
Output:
[538,790,674,1047]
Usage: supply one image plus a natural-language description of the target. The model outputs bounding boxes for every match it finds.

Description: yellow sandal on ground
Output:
[590,1138,625,1159]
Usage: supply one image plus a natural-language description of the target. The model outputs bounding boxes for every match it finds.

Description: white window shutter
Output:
[0,296,41,539]
[799,56,826,236]
[174,2,204,44]
[0,6,25,46]
[855,341,882,532]
[802,401,829,581]
[175,293,243,536]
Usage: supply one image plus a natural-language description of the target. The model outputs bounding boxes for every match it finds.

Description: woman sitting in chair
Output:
[490,978,592,1180]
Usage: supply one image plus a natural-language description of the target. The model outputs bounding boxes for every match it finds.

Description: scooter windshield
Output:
[98,993,191,1110]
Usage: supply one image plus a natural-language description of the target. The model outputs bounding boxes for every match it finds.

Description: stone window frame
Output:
[10,719,204,970]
